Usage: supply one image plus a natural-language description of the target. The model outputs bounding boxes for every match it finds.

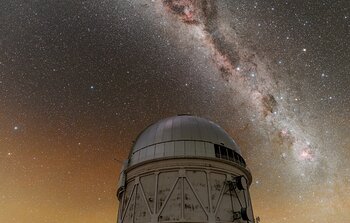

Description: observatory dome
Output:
[128,115,244,167]
[117,115,254,223]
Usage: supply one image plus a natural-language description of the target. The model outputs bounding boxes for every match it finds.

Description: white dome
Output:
[127,115,245,167]
[118,115,253,223]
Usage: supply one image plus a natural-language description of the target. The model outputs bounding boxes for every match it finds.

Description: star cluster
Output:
[0,0,349,223]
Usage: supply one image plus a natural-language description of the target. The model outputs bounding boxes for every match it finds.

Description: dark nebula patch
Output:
[261,94,277,117]
[163,0,200,24]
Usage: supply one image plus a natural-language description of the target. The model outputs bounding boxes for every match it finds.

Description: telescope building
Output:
[116,115,255,223]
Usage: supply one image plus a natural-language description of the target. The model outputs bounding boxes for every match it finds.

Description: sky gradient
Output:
[1,0,349,222]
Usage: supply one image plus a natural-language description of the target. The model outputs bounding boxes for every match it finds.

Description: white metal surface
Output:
[117,116,255,223]
[118,159,254,223]
[129,115,242,167]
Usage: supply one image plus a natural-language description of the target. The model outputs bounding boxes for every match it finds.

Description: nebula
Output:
[1,0,348,222]
[162,0,276,114]
[159,0,323,178]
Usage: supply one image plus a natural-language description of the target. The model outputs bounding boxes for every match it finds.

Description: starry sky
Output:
[1,0,349,222]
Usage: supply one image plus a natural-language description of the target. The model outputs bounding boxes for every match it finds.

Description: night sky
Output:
[1,0,349,222]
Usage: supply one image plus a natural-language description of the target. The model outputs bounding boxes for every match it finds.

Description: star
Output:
[0,1,348,223]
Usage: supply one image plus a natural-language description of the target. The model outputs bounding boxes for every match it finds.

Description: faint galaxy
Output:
[0,0,349,223]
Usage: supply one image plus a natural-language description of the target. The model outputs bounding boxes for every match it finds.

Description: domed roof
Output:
[131,115,241,155]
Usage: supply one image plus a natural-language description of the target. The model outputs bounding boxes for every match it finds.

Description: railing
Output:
[214,144,246,167]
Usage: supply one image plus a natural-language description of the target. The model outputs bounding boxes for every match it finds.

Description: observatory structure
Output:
[116,115,255,223]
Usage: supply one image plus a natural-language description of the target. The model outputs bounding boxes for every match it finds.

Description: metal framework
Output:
[118,166,252,223]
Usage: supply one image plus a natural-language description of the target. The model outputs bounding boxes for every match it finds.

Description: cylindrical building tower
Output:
[117,115,255,223]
